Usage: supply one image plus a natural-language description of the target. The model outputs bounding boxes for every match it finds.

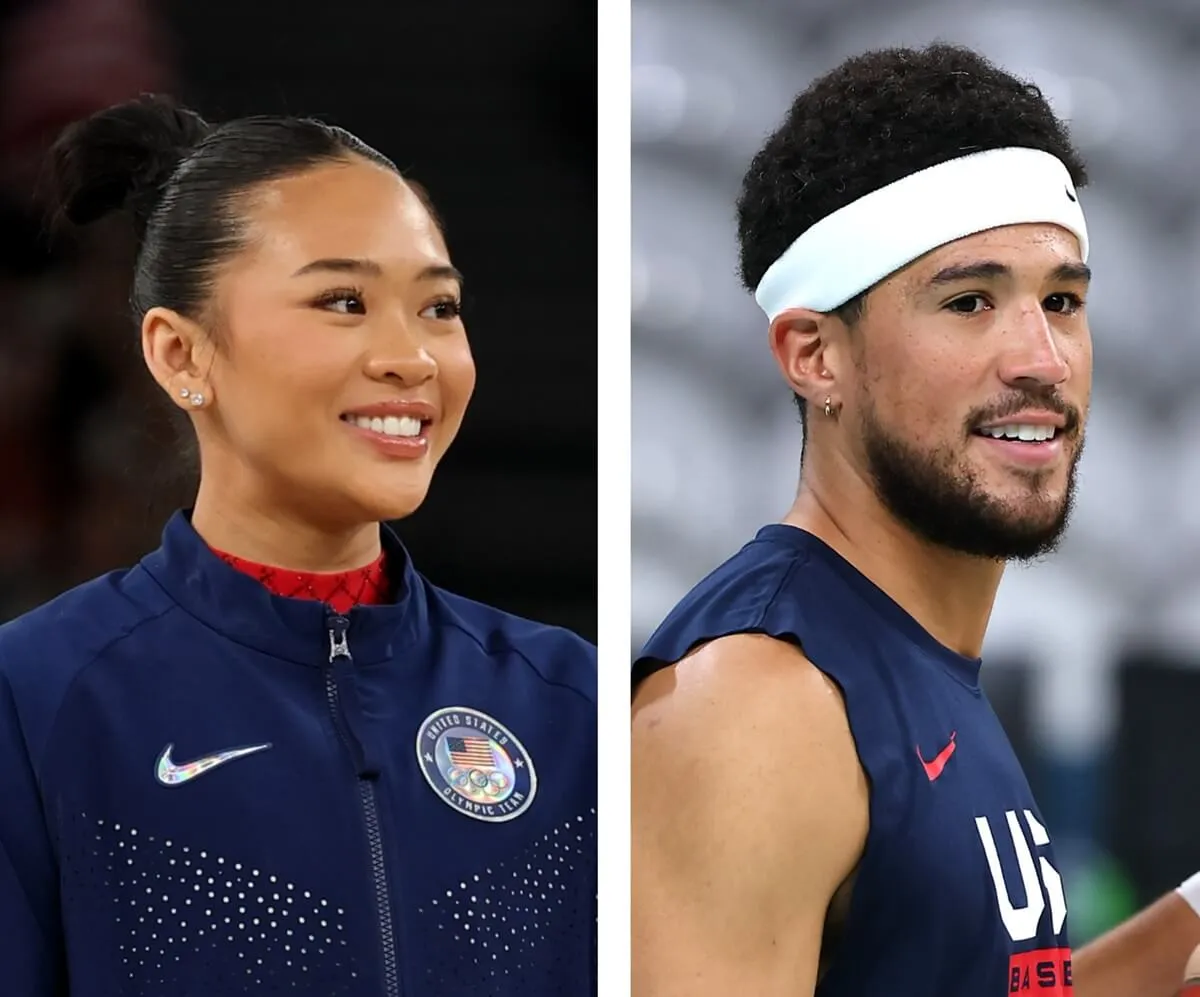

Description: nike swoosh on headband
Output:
[155,742,273,786]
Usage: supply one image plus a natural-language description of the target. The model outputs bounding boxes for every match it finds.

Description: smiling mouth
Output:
[973,424,1060,443]
[339,413,430,439]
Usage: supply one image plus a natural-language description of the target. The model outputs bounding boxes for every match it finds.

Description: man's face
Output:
[846,223,1092,561]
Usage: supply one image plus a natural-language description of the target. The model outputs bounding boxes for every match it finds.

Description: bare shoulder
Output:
[632,633,868,995]
[634,631,849,720]
[633,632,866,841]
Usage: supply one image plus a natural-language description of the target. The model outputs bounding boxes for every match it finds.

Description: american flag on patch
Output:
[447,736,495,770]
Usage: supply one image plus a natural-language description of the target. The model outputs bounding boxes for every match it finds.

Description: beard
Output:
[858,394,1084,562]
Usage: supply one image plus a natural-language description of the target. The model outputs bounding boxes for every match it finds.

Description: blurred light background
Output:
[633,0,1200,943]
[0,0,596,639]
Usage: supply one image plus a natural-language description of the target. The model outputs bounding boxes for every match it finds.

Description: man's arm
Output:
[1072,888,1200,997]
[632,633,868,997]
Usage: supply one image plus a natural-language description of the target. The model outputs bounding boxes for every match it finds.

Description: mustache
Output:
[968,389,1083,435]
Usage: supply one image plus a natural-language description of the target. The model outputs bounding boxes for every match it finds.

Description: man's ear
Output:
[769,307,847,411]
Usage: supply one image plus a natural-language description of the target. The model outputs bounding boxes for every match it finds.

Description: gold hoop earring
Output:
[824,397,834,418]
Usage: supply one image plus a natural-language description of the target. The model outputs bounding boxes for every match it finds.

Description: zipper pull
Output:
[323,612,378,779]
[328,614,352,663]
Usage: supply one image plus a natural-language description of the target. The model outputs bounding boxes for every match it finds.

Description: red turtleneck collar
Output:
[213,548,391,615]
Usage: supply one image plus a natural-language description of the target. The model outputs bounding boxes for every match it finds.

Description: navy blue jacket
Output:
[0,512,596,996]
[636,526,1071,996]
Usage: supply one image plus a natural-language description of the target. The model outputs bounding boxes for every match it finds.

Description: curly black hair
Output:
[736,42,1088,425]
[737,41,1088,300]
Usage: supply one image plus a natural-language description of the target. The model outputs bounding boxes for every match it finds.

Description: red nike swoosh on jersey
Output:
[917,731,957,781]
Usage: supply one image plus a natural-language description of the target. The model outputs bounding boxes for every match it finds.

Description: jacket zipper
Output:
[326,614,401,997]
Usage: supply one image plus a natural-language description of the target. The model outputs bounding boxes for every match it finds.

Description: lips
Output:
[972,403,1077,442]
[974,423,1059,443]
[341,413,425,439]
[341,399,436,421]
[339,400,437,441]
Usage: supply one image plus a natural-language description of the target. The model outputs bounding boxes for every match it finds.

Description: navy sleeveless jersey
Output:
[634,525,1071,997]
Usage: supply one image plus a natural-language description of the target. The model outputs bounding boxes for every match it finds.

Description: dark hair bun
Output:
[47,94,210,234]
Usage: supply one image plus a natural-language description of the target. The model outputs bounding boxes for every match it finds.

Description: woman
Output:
[0,95,596,997]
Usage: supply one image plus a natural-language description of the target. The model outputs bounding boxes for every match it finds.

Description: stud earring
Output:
[190,393,205,408]
[179,388,190,399]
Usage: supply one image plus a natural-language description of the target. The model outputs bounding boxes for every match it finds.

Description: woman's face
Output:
[186,157,475,528]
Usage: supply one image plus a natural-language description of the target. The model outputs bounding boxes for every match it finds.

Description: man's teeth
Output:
[348,415,423,438]
[981,424,1057,442]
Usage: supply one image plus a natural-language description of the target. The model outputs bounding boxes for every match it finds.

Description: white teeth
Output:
[349,414,423,438]
[982,423,1056,442]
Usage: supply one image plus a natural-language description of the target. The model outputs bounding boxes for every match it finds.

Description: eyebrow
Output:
[291,257,465,288]
[927,260,1092,288]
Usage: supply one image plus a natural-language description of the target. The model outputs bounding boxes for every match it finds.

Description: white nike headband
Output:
[753,147,1089,322]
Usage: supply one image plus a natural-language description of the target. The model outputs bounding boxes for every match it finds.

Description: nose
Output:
[363,319,437,386]
[996,302,1070,390]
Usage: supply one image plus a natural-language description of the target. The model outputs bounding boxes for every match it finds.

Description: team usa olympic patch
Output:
[416,707,537,823]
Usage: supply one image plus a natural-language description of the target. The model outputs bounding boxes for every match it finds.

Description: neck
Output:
[191,474,381,574]
[786,446,1004,659]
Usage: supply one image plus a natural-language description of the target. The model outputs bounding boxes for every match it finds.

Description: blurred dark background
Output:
[0,0,596,640]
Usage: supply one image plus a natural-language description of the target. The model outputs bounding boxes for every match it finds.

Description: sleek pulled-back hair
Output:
[45,95,439,496]
[47,94,435,328]
[736,43,1089,425]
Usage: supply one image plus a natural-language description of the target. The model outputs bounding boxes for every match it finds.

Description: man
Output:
[632,43,1200,997]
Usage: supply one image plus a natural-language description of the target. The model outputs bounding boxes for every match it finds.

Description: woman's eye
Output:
[315,289,366,315]
[421,298,462,321]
